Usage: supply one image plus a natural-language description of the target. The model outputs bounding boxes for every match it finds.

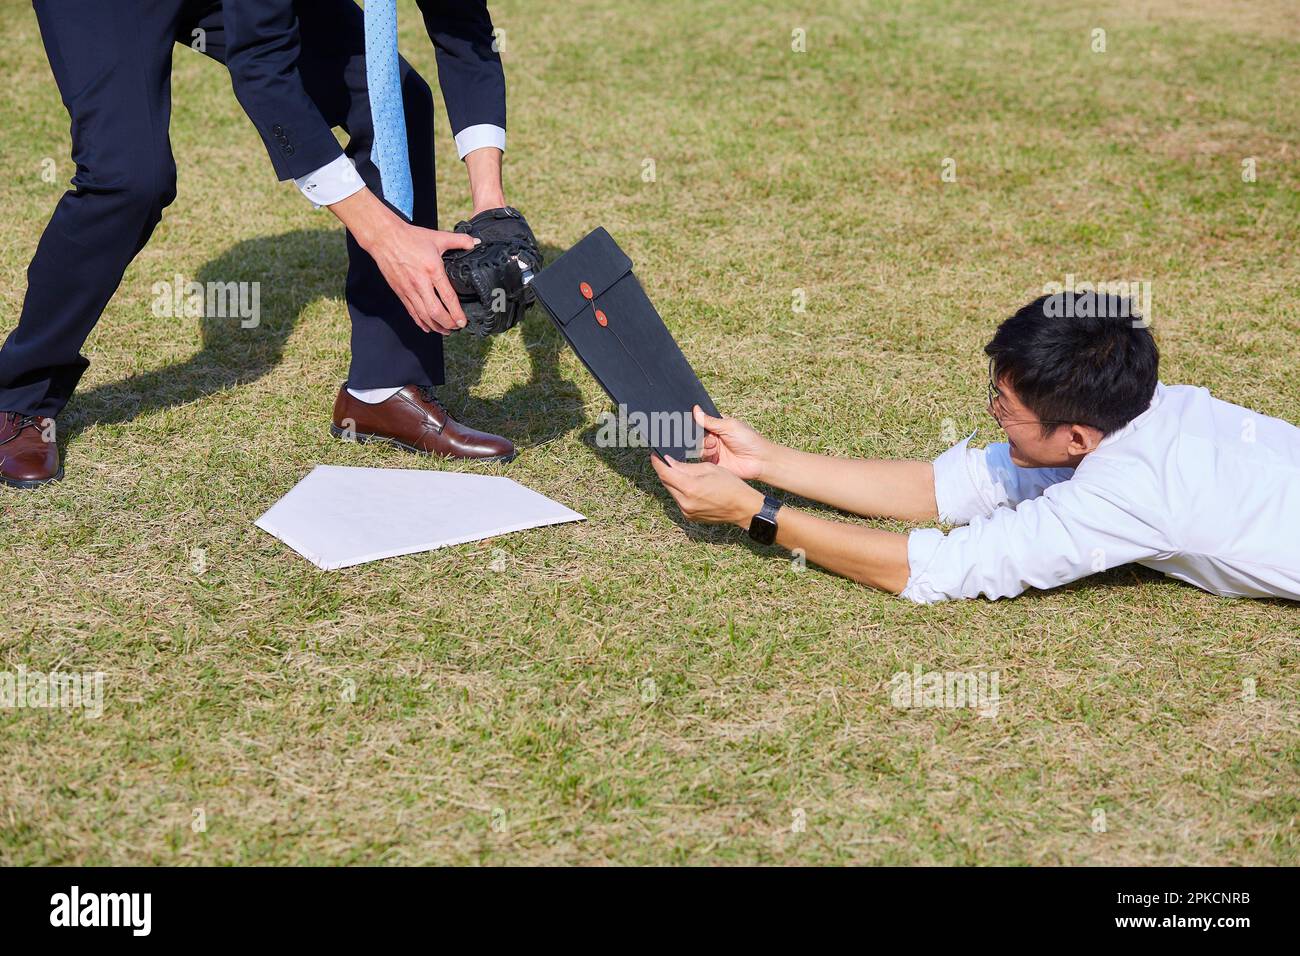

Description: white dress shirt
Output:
[292,125,506,206]
[902,382,1300,604]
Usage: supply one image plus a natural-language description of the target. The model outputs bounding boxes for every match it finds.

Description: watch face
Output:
[749,515,778,546]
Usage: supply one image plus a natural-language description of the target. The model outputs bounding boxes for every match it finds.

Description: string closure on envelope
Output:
[579,280,655,387]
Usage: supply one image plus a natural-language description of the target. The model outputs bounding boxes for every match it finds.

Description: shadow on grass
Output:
[440,242,585,449]
[61,232,584,452]
[62,228,343,443]
[577,419,786,559]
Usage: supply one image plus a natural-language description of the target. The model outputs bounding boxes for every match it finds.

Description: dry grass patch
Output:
[0,0,1296,865]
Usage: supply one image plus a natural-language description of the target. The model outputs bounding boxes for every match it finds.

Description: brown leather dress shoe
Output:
[330,385,515,462]
[0,412,62,488]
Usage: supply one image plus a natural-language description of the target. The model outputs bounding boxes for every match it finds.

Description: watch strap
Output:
[748,494,783,544]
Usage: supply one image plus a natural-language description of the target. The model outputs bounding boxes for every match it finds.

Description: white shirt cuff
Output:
[900,528,948,604]
[932,432,986,524]
[454,124,506,160]
[294,155,366,207]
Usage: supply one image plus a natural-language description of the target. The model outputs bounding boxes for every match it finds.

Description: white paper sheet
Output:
[255,465,585,570]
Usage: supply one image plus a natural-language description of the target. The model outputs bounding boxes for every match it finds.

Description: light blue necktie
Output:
[364,0,414,219]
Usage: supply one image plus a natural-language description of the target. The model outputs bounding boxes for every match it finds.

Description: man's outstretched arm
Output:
[766,504,911,593]
[650,455,911,595]
[761,447,937,523]
[691,407,938,522]
[650,450,1166,603]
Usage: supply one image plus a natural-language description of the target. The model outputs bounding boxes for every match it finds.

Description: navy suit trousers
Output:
[0,0,443,419]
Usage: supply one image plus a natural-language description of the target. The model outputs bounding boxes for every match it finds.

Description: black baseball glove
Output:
[441,206,542,336]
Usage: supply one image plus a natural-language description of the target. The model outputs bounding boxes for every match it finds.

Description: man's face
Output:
[987,366,1100,468]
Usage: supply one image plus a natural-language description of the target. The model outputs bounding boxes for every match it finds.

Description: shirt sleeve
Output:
[932,434,1076,524]
[901,475,1169,604]
[293,154,366,207]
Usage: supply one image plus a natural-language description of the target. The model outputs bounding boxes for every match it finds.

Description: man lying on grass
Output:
[651,291,1300,603]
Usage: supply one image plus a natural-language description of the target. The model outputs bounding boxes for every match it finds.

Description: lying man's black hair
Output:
[985,291,1159,436]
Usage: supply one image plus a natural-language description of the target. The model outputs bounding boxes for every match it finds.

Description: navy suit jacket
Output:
[224,0,507,181]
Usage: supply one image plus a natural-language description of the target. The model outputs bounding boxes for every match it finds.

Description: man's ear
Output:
[1067,424,1104,456]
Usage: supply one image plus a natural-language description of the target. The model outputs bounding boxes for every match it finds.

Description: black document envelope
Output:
[531,227,720,461]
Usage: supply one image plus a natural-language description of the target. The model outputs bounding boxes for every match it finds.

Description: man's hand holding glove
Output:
[441,206,542,337]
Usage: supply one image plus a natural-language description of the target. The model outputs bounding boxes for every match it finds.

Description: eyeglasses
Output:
[986,359,1077,430]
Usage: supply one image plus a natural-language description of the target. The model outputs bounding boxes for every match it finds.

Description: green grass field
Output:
[1,0,1297,865]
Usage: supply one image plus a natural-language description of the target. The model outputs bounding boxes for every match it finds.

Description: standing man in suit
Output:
[0,0,522,489]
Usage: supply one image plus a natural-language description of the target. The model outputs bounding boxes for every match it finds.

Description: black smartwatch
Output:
[747,495,783,546]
